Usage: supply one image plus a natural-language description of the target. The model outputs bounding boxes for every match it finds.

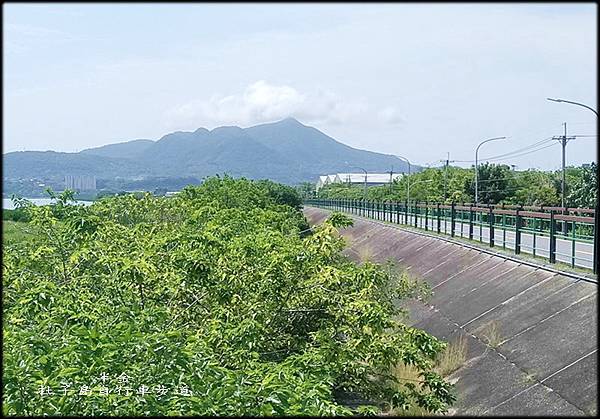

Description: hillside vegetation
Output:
[3,118,411,192]
[2,177,454,416]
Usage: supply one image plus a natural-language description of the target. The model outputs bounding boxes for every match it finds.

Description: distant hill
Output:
[3,118,416,187]
[80,139,154,159]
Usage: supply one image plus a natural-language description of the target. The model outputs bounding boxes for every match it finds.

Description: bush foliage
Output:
[3,176,455,415]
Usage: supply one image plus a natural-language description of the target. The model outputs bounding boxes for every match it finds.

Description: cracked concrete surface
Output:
[304,207,597,416]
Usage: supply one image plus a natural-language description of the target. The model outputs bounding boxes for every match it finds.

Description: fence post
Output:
[515,209,521,254]
[414,202,418,228]
[450,202,456,237]
[425,202,429,231]
[549,210,557,263]
[468,205,474,240]
[489,207,495,247]
[405,200,408,225]
[571,221,576,268]
[396,201,400,224]
[594,203,598,275]
[436,203,441,233]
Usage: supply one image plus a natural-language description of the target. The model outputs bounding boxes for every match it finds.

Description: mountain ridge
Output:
[3,118,417,188]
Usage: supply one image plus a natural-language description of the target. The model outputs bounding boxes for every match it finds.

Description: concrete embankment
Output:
[304,206,597,416]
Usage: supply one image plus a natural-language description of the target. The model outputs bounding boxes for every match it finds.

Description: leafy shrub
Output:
[3,176,455,415]
[3,208,31,222]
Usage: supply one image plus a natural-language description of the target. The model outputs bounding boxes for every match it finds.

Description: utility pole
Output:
[444,152,449,201]
[475,137,507,205]
[439,153,455,202]
[546,98,597,274]
[552,122,575,209]
[389,166,394,195]
[396,155,411,204]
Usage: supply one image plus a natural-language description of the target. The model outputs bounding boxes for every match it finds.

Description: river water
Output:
[3,198,94,210]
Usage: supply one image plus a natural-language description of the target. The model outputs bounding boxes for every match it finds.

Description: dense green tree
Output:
[567,162,597,208]
[466,163,513,204]
[3,176,455,416]
[296,182,317,199]
[507,170,560,206]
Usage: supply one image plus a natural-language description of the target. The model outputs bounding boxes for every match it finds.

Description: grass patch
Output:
[478,320,503,348]
[2,220,37,246]
[435,334,468,377]
[386,334,468,416]
[521,372,537,384]
[357,244,374,263]
[389,362,430,416]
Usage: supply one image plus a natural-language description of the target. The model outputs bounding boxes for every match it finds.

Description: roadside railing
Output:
[304,198,597,273]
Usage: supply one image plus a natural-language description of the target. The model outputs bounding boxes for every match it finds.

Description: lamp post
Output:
[346,164,368,200]
[409,179,434,205]
[475,137,507,205]
[547,97,598,275]
[396,155,411,204]
[547,98,598,117]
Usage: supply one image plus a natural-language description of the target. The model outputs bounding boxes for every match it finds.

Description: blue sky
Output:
[3,3,597,170]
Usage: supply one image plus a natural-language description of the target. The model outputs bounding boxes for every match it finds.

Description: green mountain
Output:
[3,118,413,188]
[79,139,154,159]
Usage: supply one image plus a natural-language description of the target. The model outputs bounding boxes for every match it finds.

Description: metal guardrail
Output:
[304,198,597,273]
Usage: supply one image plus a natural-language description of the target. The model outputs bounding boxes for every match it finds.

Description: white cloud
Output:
[163,80,402,129]
[378,106,404,125]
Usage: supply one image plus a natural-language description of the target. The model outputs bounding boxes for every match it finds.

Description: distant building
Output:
[64,175,97,191]
[316,175,335,191]
[316,172,404,191]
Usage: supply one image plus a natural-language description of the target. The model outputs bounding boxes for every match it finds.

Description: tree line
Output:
[310,162,597,207]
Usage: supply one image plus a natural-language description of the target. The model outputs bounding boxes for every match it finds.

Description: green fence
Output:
[304,198,597,273]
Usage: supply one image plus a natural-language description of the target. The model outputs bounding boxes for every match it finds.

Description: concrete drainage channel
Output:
[304,206,597,416]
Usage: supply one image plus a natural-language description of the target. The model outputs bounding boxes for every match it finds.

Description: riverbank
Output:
[2,198,94,210]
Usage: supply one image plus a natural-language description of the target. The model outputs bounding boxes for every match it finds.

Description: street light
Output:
[345,162,368,200]
[396,155,411,205]
[475,137,507,205]
[547,98,598,116]
[547,97,598,275]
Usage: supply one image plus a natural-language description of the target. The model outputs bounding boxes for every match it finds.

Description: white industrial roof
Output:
[333,173,403,183]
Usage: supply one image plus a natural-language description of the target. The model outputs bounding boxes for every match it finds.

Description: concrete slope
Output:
[304,207,597,416]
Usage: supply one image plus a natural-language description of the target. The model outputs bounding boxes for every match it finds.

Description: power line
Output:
[481,138,554,161]
[453,137,554,163]
[484,141,560,162]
